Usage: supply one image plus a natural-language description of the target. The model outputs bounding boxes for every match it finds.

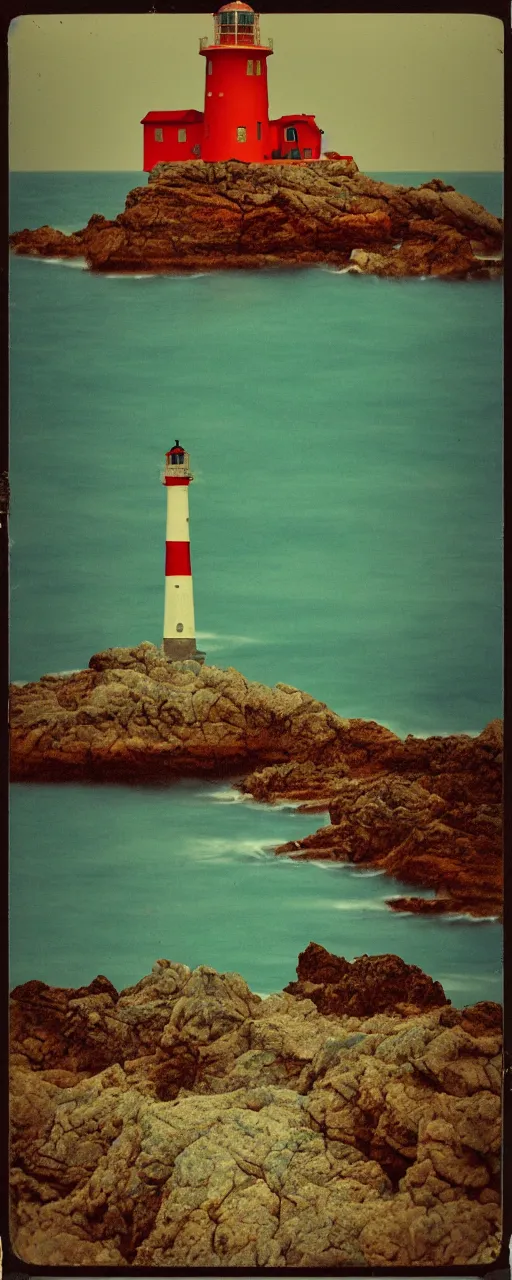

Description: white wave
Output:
[197,631,263,647]
[344,867,387,878]
[103,272,157,280]
[300,859,351,871]
[331,898,389,911]
[437,913,500,925]
[190,837,276,863]
[40,256,88,270]
[384,898,500,924]
[206,788,247,805]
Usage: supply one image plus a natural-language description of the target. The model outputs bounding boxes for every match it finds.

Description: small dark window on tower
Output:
[207,59,213,74]
[255,60,261,74]
[256,121,262,140]
[178,128,187,143]
[286,126,298,142]
[237,126,247,143]
[247,59,253,74]
[154,128,163,142]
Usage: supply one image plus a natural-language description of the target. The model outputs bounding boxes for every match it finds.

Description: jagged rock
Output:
[284,944,448,1016]
[10,954,502,1266]
[9,161,502,278]
[271,737,502,919]
[9,644,502,918]
[9,642,401,782]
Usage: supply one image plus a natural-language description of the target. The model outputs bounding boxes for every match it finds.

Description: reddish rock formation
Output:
[266,726,502,920]
[9,955,503,1267]
[284,943,448,1016]
[9,161,502,279]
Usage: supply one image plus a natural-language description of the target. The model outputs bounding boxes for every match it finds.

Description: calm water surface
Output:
[10,780,502,1004]
[9,172,503,1001]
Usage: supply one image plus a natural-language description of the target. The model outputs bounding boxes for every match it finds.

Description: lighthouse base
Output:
[163,637,206,664]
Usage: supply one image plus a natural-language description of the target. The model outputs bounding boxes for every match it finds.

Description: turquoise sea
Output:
[9,172,503,1003]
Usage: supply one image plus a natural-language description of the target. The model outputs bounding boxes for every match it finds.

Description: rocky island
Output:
[10,643,502,919]
[9,159,502,279]
[10,944,502,1267]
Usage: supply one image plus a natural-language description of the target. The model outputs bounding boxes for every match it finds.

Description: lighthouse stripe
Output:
[165,485,191,542]
[165,541,192,576]
[164,575,195,639]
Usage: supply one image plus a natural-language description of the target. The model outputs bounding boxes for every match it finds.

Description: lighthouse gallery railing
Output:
[199,29,273,49]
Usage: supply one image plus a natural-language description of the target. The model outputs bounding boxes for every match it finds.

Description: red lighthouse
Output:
[142,2,328,168]
[200,2,272,162]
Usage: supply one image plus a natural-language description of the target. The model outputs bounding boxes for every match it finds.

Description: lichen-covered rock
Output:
[9,643,363,781]
[9,162,502,279]
[10,954,502,1266]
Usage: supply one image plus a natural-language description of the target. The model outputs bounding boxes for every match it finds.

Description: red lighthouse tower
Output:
[200,2,272,162]
[141,2,327,168]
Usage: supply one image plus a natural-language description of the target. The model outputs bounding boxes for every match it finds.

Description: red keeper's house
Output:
[142,2,350,168]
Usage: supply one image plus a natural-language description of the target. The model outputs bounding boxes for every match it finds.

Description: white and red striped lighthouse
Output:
[162,441,205,663]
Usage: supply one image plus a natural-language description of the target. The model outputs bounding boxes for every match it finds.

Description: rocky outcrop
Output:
[10,644,502,918]
[9,161,502,279]
[244,725,503,920]
[10,951,502,1267]
[9,643,401,782]
[284,943,448,1016]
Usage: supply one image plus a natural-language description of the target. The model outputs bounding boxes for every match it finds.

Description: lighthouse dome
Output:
[214,1,259,45]
[216,2,255,12]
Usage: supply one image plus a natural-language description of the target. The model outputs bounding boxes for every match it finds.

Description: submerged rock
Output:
[10,951,502,1267]
[9,161,502,279]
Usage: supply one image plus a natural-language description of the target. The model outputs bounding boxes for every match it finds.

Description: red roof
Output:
[271,114,318,126]
[141,110,204,124]
[217,2,255,11]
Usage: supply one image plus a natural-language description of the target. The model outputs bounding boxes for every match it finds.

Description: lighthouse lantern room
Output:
[161,441,205,664]
[142,2,326,167]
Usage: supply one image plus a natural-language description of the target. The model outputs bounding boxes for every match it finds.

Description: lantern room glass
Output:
[214,8,261,46]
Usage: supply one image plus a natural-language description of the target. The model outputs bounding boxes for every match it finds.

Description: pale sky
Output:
[8,12,503,172]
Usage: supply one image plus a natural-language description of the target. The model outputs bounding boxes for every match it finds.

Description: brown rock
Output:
[272,729,502,919]
[10,647,502,918]
[284,943,448,1016]
[9,161,502,277]
[10,956,502,1267]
